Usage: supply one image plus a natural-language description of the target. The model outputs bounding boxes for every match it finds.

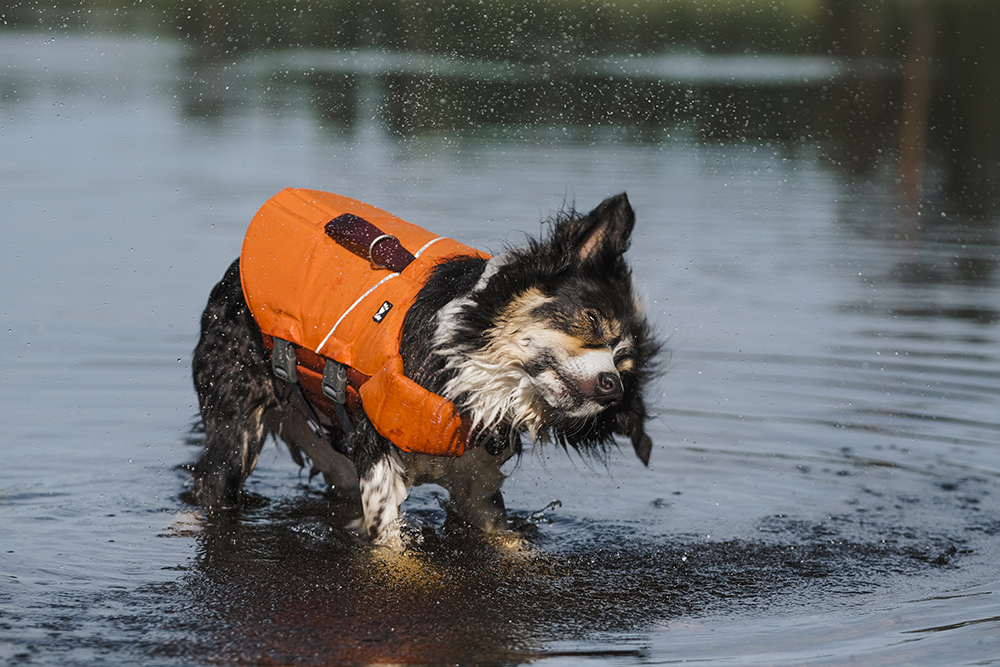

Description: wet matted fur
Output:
[190,193,659,550]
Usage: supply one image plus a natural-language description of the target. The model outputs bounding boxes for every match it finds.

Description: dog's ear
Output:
[615,392,653,466]
[631,430,653,466]
[614,323,659,466]
[555,193,635,265]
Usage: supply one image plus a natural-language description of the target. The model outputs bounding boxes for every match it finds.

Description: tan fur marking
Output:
[497,287,550,326]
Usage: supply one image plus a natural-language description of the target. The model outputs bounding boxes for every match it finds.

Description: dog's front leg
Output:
[350,416,409,550]
[440,444,513,534]
[359,455,408,550]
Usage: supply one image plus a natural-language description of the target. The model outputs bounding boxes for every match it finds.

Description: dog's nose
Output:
[593,372,623,406]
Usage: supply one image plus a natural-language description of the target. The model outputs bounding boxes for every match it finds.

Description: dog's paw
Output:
[344,517,366,539]
[484,529,532,554]
[369,517,407,552]
[158,510,204,538]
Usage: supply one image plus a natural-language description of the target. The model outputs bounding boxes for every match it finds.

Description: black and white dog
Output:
[190,193,658,550]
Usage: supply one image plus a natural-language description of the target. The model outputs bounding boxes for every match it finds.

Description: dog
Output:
[190,190,658,550]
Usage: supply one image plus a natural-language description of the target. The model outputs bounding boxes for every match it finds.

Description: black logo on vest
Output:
[373,301,393,323]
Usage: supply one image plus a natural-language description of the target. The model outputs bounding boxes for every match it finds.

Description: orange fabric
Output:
[240,188,490,456]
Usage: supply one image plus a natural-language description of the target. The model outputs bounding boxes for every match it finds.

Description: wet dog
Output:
[190,193,658,549]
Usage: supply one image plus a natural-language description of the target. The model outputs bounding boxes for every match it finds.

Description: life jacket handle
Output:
[325,213,416,273]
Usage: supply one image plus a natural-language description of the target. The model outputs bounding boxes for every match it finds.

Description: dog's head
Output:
[438,193,659,464]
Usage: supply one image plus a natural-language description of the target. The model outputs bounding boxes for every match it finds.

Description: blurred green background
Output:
[3,0,997,214]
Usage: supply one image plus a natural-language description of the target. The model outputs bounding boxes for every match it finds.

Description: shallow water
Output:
[2,31,1000,666]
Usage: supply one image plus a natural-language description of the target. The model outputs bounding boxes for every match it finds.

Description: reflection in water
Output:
[180,47,897,146]
[180,488,969,665]
[151,0,1000,258]
[7,1,994,216]
[835,168,998,324]
[171,40,1000,262]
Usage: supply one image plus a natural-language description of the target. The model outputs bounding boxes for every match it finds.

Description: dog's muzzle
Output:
[592,372,623,406]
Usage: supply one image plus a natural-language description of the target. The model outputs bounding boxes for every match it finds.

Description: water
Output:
[2,30,1000,666]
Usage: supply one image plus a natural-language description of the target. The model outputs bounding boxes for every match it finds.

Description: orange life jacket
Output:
[239,188,490,457]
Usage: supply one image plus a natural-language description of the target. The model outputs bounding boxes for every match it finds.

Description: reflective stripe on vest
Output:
[240,188,490,456]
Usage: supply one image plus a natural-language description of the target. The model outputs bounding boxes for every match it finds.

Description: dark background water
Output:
[2,1,999,665]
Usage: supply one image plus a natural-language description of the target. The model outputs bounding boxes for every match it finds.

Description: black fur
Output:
[190,193,659,547]
[191,259,275,507]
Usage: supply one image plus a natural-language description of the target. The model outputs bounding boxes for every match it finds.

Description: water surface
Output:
[2,31,999,666]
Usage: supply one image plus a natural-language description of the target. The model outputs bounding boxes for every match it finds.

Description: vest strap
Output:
[322,358,354,434]
[269,336,336,442]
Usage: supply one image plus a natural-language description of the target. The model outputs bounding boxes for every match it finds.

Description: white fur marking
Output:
[565,348,618,381]
[361,457,409,549]
[431,253,512,351]
[527,348,618,419]
[442,351,547,439]
[433,296,474,347]
[471,251,512,293]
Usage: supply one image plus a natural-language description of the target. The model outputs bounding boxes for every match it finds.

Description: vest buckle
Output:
[323,358,354,434]
[321,359,347,403]
[270,337,297,383]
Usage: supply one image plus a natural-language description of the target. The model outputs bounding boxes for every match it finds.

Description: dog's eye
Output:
[585,310,602,335]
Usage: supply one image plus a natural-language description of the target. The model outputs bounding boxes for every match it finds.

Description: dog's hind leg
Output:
[193,405,269,507]
[191,259,277,508]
